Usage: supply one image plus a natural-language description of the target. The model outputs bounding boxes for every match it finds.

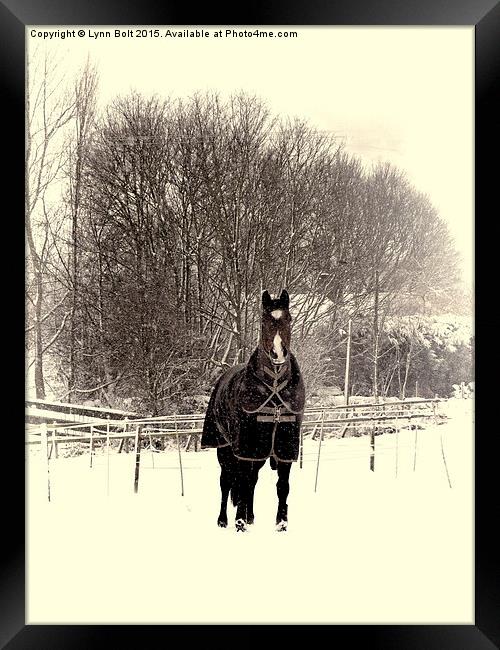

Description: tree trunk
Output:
[344,318,352,405]
[25,108,45,398]
[372,268,380,403]
[69,60,98,402]
[69,200,78,402]
[33,273,46,399]
[401,340,413,401]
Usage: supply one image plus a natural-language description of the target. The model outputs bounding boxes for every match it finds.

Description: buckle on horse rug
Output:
[255,406,296,423]
[256,414,297,423]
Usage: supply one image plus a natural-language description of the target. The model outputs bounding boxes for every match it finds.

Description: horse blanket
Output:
[201,348,305,462]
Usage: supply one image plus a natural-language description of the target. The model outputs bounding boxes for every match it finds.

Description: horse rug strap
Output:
[254,406,296,423]
[243,365,298,423]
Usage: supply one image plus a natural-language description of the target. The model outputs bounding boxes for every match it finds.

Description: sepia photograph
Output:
[25,25,474,625]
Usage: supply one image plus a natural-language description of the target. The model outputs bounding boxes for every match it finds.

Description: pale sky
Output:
[28,26,474,287]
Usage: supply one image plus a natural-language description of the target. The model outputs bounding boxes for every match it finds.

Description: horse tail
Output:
[270,456,277,471]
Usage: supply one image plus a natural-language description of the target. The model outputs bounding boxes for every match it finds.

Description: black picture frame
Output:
[7,0,497,647]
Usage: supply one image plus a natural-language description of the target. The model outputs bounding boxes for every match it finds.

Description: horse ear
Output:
[280,289,290,308]
[262,290,272,310]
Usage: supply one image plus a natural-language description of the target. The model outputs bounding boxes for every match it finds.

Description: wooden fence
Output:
[26,398,450,500]
[25,398,138,425]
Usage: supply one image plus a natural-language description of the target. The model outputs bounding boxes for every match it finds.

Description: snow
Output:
[26,399,473,624]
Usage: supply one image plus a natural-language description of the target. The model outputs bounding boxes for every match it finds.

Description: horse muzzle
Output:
[269,348,288,365]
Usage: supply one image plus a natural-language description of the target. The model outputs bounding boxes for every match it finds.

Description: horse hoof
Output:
[235,518,247,532]
[217,520,227,528]
[275,521,287,532]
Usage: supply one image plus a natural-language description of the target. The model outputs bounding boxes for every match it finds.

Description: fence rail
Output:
[27,397,451,500]
[26,398,138,425]
[25,398,445,446]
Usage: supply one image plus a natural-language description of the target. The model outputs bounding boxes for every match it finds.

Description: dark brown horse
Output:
[201,290,305,531]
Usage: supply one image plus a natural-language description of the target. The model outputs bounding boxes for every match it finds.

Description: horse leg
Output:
[217,467,232,528]
[217,447,235,528]
[247,460,265,525]
[275,461,292,531]
[235,460,252,531]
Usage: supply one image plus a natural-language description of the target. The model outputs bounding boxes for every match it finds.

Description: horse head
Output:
[261,289,292,366]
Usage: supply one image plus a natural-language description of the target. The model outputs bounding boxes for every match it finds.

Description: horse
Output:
[201,289,305,532]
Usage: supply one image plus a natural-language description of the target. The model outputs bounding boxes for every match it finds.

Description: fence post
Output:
[314,410,326,492]
[133,425,142,494]
[119,417,128,453]
[434,401,452,488]
[106,419,111,496]
[412,420,418,472]
[145,428,155,468]
[89,425,94,468]
[369,426,375,472]
[41,423,51,502]
[394,413,399,478]
[48,424,54,460]
[125,417,130,453]
[175,416,185,497]
[299,426,304,469]
[52,420,59,458]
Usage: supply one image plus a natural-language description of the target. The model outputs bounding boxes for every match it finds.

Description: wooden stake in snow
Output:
[52,420,58,458]
[299,426,304,469]
[89,425,94,468]
[48,423,55,460]
[106,419,111,496]
[395,414,399,478]
[340,412,351,438]
[175,416,185,497]
[133,425,142,494]
[413,424,418,472]
[41,423,51,502]
[369,426,375,472]
[314,410,326,492]
[440,433,453,489]
[148,430,155,468]
[118,417,128,454]
[434,401,452,488]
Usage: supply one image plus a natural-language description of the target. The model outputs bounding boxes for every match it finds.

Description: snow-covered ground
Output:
[26,399,474,624]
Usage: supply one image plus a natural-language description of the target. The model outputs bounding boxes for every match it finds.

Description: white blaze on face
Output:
[272,332,285,363]
[271,309,283,319]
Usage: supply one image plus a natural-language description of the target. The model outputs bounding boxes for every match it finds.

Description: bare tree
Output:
[38,85,463,413]
[66,57,99,401]
[353,163,460,399]
[26,49,75,398]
